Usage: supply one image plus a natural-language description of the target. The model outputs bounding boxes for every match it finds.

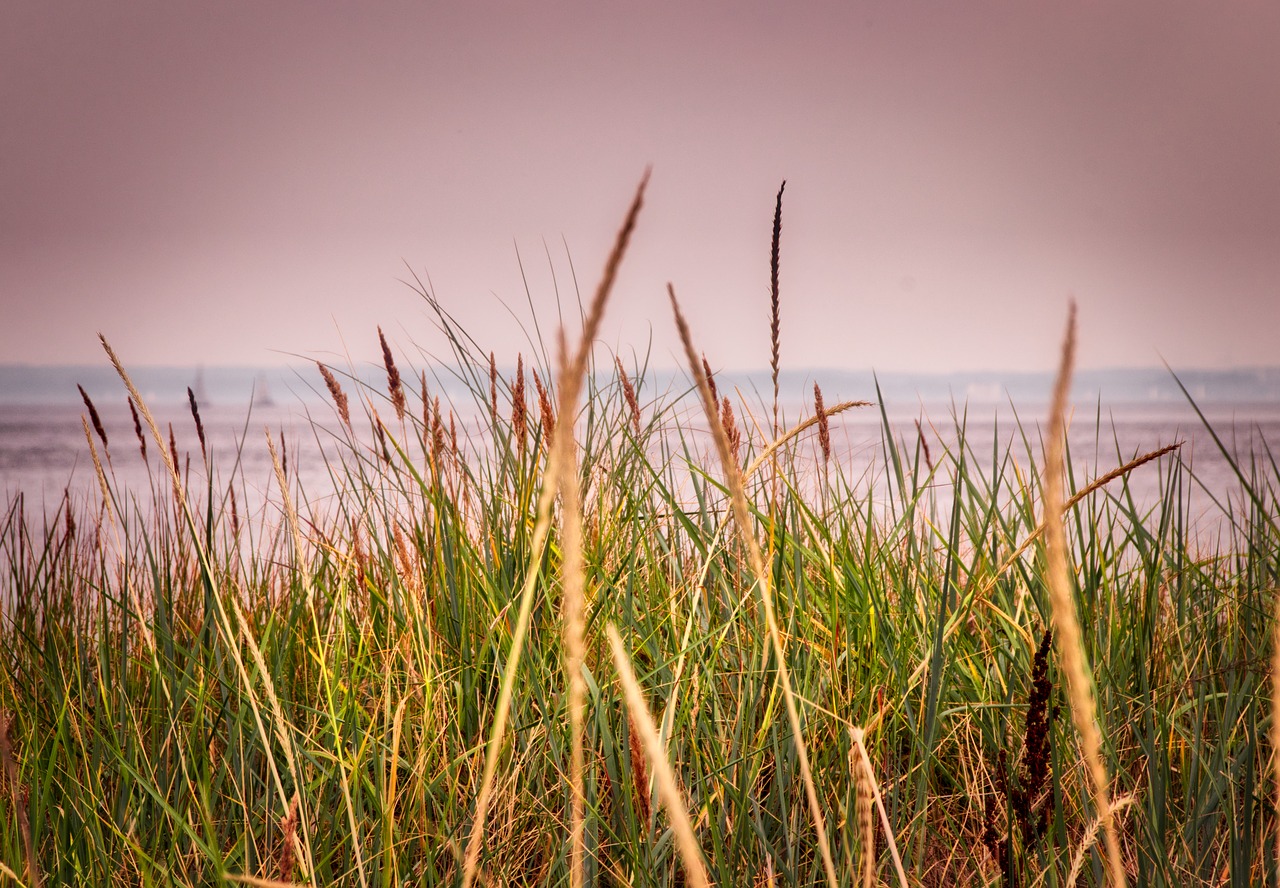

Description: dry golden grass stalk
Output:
[668,282,840,888]
[461,169,648,888]
[617,357,641,437]
[607,625,710,888]
[1041,303,1126,887]
[78,384,108,451]
[317,362,351,428]
[814,383,831,464]
[378,326,407,423]
[1,713,43,888]
[742,398,871,482]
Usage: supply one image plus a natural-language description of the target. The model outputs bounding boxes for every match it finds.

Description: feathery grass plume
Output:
[0,713,42,888]
[607,625,710,888]
[814,383,831,464]
[461,169,648,888]
[61,490,76,543]
[432,397,447,464]
[78,384,108,451]
[1066,795,1137,886]
[279,428,288,478]
[533,369,554,438]
[743,397,871,481]
[701,353,718,406]
[1042,302,1126,887]
[378,325,407,422]
[617,357,641,436]
[769,179,785,439]
[128,396,146,460]
[187,387,207,458]
[914,418,934,474]
[511,353,527,451]
[278,795,300,883]
[449,411,458,459]
[668,282,840,888]
[318,361,352,428]
[488,351,499,421]
[720,395,742,463]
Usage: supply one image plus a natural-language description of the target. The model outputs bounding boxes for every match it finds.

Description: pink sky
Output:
[4,2,1278,373]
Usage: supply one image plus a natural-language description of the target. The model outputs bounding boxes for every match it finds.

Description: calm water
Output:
[3,395,1278,540]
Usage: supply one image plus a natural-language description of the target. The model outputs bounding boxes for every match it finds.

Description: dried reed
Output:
[488,351,499,421]
[1042,303,1126,887]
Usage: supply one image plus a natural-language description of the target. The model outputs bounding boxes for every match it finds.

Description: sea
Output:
[2,364,1278,543]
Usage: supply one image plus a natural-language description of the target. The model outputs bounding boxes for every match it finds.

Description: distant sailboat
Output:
[192,365,210,405]
[252,372,276,408]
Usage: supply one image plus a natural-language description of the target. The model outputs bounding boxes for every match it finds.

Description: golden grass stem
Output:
[668,283,841,888]
[606,625,710,888]
[460,170,647,888]
[1042,303,1126,887]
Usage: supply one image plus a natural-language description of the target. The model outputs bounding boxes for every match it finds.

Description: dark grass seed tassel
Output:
[814,383,831,464]
[128,397,146,460]
[770,180,785,437]
[78,385,108,451]
[187,387,206,457]
[378,326,406,422]
[317,362,351,428]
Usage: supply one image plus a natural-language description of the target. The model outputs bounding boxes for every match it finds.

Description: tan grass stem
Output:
[668,282,841,888]
[1042,303,1126,887]
[461,169,648,888]
[607,625,710,888]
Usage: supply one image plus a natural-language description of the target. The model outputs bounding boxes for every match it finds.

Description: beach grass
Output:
[1,181,1278,886]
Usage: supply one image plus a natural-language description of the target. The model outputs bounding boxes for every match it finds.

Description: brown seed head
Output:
[378,326,406,422]
[814,383,831,464]
[317,362,351,428]
[78,385,108,450]
[617,357,641,437]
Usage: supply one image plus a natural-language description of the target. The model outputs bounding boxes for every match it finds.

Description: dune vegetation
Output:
[2,175,1277,887]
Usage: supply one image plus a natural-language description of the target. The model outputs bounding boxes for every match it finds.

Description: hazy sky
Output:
[4,2,1278,374]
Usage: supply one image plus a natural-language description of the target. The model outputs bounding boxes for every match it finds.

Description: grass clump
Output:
[1,177,1278,887]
